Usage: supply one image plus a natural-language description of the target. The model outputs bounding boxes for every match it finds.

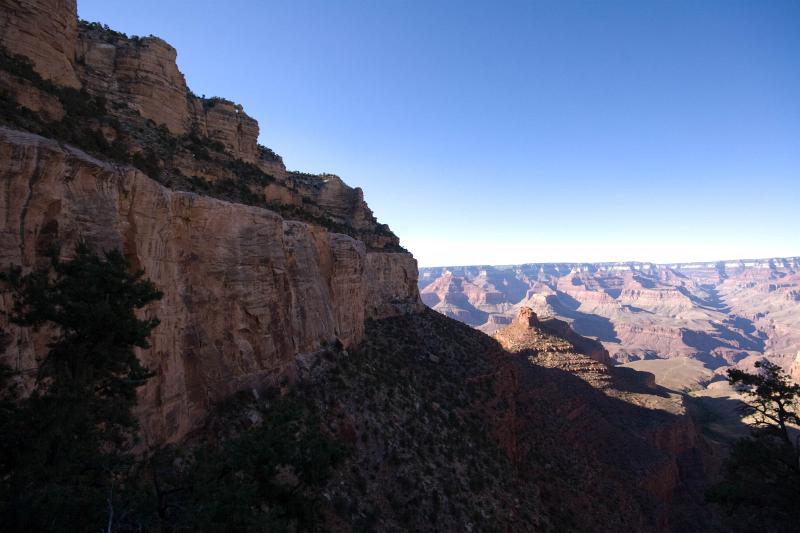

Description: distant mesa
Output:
[420,258,800,380]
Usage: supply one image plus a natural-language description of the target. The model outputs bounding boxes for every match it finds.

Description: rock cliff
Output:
[0,0,403,252]
[0,0,80,88]
[0,128,421,443]
[0,0,422,444]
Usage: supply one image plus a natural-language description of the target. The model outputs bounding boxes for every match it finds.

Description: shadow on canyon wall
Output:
[547,292,621,343]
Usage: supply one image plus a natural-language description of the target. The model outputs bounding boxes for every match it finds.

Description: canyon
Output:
[0,1,784,531]
[420,259,800,384]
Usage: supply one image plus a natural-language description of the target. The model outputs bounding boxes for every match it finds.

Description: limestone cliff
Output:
[0,0,402,252]
[0,0,422,444]
[0,0,80,88]
[0,127,421,443]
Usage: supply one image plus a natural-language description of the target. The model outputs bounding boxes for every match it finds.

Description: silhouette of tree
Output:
[0,242,162,532]
[728,361,800,448]
[707,361,800,532]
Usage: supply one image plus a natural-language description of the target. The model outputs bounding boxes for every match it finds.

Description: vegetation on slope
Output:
[707,361,800,533]
[0,245,720,532]
[0,44,404,252]
[0,243,162,531]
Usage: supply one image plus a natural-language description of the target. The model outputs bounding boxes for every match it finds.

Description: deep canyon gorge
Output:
[0,1,797,531]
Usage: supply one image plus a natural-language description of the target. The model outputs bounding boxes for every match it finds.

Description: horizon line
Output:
[417,254,800,270]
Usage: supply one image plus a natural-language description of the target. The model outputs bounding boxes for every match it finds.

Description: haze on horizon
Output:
[78,0,800,268]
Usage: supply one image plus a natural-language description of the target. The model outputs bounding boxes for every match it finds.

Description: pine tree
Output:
[0,242,162,532]
[707,361,800,532]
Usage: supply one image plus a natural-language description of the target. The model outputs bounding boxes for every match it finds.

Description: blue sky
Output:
[78,1,799,266]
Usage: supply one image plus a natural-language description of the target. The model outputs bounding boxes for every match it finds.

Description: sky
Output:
[78,0,800,267]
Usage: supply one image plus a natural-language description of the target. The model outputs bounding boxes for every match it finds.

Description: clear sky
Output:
[78,0,799,267]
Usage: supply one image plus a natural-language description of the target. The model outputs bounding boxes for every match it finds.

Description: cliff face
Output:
[0,0,80,88]
[0,0,423,444]
[1,0,404,252]
[0,127,421,443]
[78,31,191,136]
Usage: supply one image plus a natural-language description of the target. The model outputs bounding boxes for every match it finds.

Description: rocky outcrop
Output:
[77,31,191,135]
[420,259,800,375]
[190,98,260,162]
[0,127,422,444]
[0,0,80,88]
[364,252,421,319]
[1,0,251,139]
[492,307,710,527]
[498,307,612,366]
[791,352,800,383]
[494,308,612,388]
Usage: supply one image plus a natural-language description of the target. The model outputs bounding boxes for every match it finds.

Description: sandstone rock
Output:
[0,0,80,88]
[420,259,800,375]
[0,127,421,444]
[77,31,191,135]
[2,1,403,253]
[497,308,611,363]
[0,70,65,120]
[516,306,538,327]
[190,97,260,162]
[364,252,423,319]
[791,352,800,383]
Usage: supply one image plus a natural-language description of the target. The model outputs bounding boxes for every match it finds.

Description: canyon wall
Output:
[420,260,800,377]
[0,127,421,444]
[0,0,80,88]
[0,0,425,445]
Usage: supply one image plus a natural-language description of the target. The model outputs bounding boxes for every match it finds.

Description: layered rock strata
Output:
[0,0,80,88]
[492,308,710,526]
[421,259,800,378]
[0,126,421,444]
[0,0,402,251]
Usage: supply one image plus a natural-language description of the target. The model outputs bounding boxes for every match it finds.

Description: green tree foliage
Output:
[0,242,162,532]
[160,393,348,532]
[707,361,800,532]
[0,244,346,531]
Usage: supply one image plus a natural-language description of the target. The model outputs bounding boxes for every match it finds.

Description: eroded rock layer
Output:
[0,127,422,444]
[420,260,800,378]
[490,308,713,530]
[0,0,402,252]
[0,0,80,88]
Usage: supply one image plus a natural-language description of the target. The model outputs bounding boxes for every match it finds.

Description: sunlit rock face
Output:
[0,0,406,255]
[420,259,800,378]
[0,128,422,443]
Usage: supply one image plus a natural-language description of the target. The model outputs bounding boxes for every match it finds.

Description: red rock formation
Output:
[420,259,800,379]
[0,127,422,444]
[80,32,191,135]
[0,0,80,87]
[494,307,612,387]
[190,98,260,161]
[491,308,710,526]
